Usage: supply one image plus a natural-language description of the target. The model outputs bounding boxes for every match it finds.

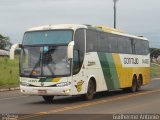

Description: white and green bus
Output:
[14,24,150,102]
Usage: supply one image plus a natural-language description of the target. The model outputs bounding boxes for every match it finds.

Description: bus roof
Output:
[27,24,148,41]
[27,24,87,31]
[95,25,148,41]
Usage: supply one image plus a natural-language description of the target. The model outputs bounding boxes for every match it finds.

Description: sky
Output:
[0,0,160,48]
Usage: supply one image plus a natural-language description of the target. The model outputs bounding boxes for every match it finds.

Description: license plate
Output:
[38,90,47,94]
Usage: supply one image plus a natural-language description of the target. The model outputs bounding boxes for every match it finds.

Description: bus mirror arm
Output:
[10,44,21,60]
[67,41,75,59]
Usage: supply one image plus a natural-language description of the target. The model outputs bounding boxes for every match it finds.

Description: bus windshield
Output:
[20,30,73,77]
[20,45,71,77]
[21,45,70,77]
[23,30,73,45]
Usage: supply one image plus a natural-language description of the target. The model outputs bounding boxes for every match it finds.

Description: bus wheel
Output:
[42,96,54,103]
[131,76,137,92]
[137,76,142,91]
[85,80,95,100]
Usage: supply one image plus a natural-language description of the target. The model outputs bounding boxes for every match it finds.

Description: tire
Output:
[85,80,95,100]
[131,76,137,92]
[137,76,142,91]
[42,96,54,103]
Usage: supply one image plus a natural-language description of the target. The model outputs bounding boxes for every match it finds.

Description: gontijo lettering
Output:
[124,57,139,64]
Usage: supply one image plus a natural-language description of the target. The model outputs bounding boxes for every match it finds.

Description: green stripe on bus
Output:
[98,53,120,90]
[105,53,120,89]
[98,52,114,90]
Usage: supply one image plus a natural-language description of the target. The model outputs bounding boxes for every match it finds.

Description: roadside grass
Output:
[0,56,19,87]
[150,63,160,78]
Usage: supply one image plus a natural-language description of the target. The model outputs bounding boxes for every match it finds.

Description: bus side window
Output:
[86,30,97,52]
[131,39,136,54]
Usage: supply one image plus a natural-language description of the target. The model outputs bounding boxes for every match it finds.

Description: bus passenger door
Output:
[72,50,86,95]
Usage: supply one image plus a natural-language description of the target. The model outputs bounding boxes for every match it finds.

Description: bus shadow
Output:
[28,88,149,105]
[52,88,149,104]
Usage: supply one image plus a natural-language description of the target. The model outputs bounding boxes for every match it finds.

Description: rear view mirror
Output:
[67,41,74,59]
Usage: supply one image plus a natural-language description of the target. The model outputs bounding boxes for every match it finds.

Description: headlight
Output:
[20,82,29,86]
[56,82,71,87]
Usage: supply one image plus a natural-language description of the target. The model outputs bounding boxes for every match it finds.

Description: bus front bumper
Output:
[20,85,71,96]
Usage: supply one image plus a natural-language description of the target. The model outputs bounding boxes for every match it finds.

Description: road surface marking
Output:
[19,88,160,120]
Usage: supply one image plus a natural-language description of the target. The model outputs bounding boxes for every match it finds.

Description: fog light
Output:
[56,82,71,87]
[63,89,71,93]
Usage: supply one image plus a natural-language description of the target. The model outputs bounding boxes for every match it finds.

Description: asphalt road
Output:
[0,79,160,120]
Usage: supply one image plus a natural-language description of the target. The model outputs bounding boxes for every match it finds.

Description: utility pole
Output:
[113,0,118,28]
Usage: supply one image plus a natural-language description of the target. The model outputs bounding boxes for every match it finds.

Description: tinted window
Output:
[86,29,149,55]
[87,31,118,53]
[118,36,132,54]
[97,32,106,52]
[135,39,149,55]
[107,34,118,53]
[86,30,97,52]
[73,29,85,74]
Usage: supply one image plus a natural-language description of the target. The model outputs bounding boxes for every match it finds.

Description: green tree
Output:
[150,48,160,58]
[0,34,11,50]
